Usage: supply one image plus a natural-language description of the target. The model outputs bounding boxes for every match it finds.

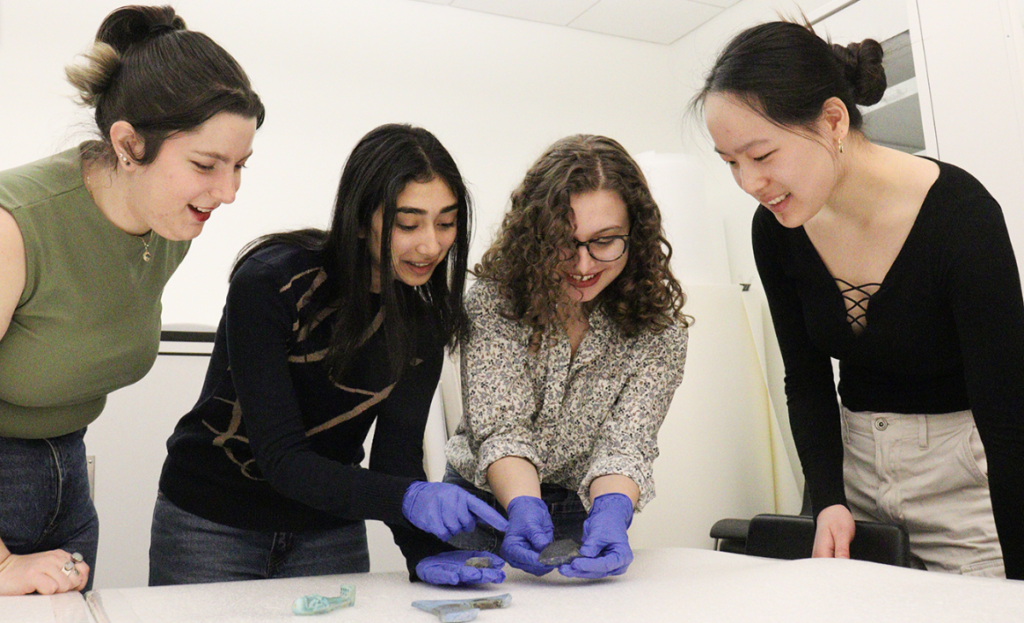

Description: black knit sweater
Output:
[753,159,1024,579]
[159,243,449,577]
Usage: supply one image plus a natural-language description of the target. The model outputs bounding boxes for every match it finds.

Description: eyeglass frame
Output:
[568,233,631,262]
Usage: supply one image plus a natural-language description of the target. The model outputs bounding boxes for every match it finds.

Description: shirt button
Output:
[874,418,888,431]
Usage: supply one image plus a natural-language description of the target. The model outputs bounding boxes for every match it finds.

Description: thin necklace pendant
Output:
[141,231,154,262]
[84,167,153,262]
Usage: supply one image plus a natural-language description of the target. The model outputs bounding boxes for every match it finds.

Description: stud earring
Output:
[837,138,844,154]
[119,153,130,165]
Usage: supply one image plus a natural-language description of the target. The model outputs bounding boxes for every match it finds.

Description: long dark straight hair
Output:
[233,124,472,381]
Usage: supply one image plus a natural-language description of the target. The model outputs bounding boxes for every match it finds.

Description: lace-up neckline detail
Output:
[835,278,881,335]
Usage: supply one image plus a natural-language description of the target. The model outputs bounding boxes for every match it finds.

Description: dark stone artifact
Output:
[538,538,581,566]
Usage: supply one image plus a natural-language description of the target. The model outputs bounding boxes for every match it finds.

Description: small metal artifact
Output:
[538,538,581,566]
[292,584,356,615]
[412,593,511,622]
[464,556,494,568]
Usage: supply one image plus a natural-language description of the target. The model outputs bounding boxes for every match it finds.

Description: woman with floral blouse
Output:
[444,134,690,580]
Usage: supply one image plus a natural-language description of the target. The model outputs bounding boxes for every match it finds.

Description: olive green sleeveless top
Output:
[0,147,189,438]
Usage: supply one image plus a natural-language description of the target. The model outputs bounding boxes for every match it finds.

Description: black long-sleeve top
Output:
[752,159,1024,579]
[159,243,449,577]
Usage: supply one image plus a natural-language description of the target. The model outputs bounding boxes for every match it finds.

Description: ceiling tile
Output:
[570,0,723,45]
[450,0,601,26]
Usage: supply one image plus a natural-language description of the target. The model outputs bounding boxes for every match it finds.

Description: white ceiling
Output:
[409,0,744,45]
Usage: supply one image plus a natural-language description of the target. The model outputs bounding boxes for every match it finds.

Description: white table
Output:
[2,592,92,623]
[7,548,1024,623]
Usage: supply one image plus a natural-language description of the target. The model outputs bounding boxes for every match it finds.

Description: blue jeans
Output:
[148,493,370,586]
[0,429,99,591]
[442,465,587,553]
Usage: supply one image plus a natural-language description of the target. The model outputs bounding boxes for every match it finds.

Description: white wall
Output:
[0,0,689,327]
[913,0,1024,253]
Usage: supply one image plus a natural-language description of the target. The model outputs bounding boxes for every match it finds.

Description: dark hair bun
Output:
[96,5,186,55]
[831,39,887,106]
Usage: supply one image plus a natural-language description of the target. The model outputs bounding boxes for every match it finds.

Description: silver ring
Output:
[62,560,75,576]
[71,552,84,564]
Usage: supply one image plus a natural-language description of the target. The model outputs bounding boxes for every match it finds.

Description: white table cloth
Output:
[67,548,1024,623]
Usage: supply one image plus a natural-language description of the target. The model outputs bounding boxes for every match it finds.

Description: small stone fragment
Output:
[538,538,581,566]
[412,593,512,622]
[464,556,493,568]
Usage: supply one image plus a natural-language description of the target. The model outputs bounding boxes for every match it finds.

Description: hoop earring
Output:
[837,138,844,154]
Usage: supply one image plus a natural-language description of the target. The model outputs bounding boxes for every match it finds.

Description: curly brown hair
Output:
[476,135,689,346]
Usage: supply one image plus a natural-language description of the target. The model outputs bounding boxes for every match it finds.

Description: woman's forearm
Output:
[589,474,639,506]
[486,456,542,509]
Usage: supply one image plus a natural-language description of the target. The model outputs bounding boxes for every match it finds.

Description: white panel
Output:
[451,0,599,25]
[571,0,722,44]
[634,152,731,286]
[696,0,744,6]
[439,354,463,438]
[87,354,212,589]
[630,284,778,549]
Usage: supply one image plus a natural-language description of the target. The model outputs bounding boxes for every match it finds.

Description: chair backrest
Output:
[745,514,916,568]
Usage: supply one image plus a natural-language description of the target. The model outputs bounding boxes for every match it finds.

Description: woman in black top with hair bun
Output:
[693,21,1024,579]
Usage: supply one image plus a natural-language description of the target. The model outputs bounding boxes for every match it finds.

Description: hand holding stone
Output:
[498,496,556,576]
[559,493,634,579]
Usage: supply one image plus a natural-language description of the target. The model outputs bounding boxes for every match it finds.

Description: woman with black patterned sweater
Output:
[150,124,506,587]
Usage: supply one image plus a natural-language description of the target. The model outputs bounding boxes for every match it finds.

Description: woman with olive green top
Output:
[0,148,188,439]
[0,4,263,596]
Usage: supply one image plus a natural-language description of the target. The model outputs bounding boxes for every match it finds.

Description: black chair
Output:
[710,492,923,569]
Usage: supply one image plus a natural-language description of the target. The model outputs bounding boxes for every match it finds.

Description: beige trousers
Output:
[840,407,1004,577]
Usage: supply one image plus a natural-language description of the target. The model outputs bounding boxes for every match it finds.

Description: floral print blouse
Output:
[445,279,688,510]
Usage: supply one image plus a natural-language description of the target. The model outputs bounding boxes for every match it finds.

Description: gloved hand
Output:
[402,481,509,542]
[498,496,555,576]
[559,492,634,579]
[415,550,506,586]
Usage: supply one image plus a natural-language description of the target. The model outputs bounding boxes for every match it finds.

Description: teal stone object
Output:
[292,584,356,615]
[412,593,511,622]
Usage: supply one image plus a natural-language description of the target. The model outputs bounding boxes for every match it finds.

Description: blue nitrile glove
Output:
[415,550,507,586]
[499,495,556,576]
[402,481,509,542]
[559,492,634,579]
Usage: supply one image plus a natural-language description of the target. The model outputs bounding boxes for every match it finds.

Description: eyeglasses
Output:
[569,234,630,262]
